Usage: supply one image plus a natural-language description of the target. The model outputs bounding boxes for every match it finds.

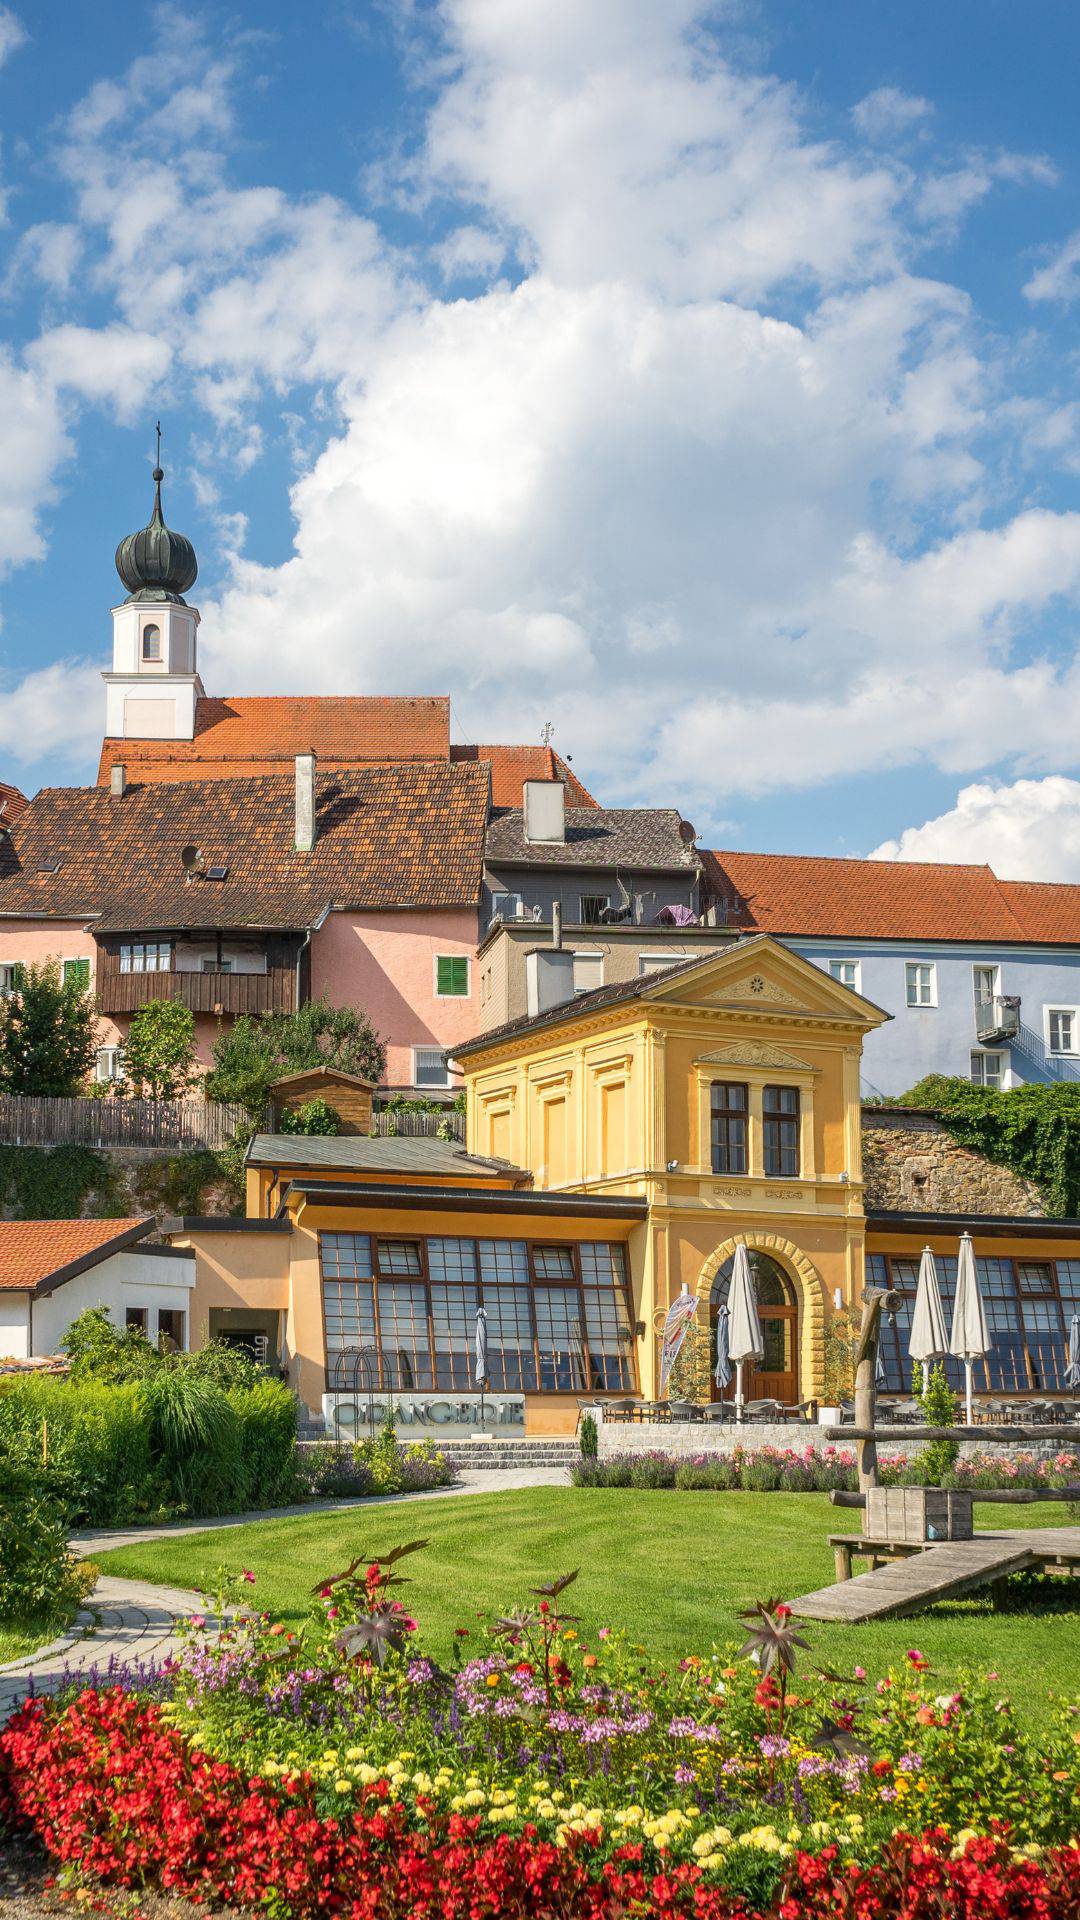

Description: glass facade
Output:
[320,1232,637,1394]
[867,1251,1080,1394]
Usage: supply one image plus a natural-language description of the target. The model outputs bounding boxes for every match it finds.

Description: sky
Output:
[3,1,1080,877]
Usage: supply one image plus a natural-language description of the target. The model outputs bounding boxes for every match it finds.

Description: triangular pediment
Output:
[645,934,886,1027]
[695,1041,816,1071]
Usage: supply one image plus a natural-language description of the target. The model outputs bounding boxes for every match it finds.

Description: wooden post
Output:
[852,1288,900,1501]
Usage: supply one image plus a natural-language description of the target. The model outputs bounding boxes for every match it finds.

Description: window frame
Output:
[571,948,604,995]
[413,1046,451,1089]
[762,1084,800,1179]
[905,961,937,1008]
[62,957,91,993]
[868,1250,1080,1395]
[0,961,24,998]
[141,622,163,662]
[828,958,861,994]
[710,1080,749,1177]
[972,963,1000,1008]
[119,940,172,975]
[578,892,610,926]
[319,1232,637,1398]
[970,1049,1005,1089]
[433,953,471,999]
[95,1045,126,1084]
[1045,1005,1080,1056]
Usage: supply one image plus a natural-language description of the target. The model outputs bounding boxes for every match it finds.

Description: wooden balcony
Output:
[95,934,302,1018]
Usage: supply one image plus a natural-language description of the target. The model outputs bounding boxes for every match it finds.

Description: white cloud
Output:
[0,660,102,765]
[0,6,26,67]
[0,0,1077,821]
[25,326,171,417]
[1025,229,1080,305]
[917,150,1056,230]
[416,0,903,301]
[851,87,933,142]
[872,776,1080,881]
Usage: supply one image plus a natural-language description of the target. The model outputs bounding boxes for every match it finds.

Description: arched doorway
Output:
[710,1251,798,1405]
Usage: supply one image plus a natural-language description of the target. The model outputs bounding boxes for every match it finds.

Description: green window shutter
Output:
[436,954,469,997]
[63,958,91,992]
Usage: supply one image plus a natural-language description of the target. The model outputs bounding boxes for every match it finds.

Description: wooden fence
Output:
[0,1095,246,1151]
[370,1109,465,1141]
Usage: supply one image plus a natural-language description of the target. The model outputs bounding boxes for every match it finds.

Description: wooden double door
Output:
[710,1251,798,1405]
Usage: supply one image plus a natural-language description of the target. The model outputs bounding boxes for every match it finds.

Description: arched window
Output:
[142,623,162,661]
[710,1251,795,1309]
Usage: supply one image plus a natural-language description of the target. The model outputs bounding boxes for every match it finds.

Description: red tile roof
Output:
[97,696,451,785]
[701,849,1080,945]
[0,1219,151,1292]
[0,782,28,827]
[0,761,490,929]
[451,744,597,808]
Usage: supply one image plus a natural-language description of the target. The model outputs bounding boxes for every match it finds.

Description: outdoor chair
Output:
[669,1400,703,1422]
[700,1401,735,1422]
[836,1401,855,1425]
[742,1399,785,1422]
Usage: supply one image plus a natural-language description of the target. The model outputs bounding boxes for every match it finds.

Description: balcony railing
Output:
[97,967,296,1017]
[975,994,1021,1044]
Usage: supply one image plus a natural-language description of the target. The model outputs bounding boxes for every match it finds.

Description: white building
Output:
[0,1219,194,1359]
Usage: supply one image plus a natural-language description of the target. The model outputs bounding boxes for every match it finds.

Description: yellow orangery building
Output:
[454,935,887,1410]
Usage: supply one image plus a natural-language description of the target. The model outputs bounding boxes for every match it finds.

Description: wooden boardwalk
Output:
[790,1526,1080,1623]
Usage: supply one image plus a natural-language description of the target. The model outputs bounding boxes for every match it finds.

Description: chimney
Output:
[552,900,563,949]
[526,946,576,1016]
[295,751,316,852]
[110,764,127,798]
[523,779,565,845]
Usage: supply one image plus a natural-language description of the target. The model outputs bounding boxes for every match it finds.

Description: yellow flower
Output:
[335,1779,352,1794]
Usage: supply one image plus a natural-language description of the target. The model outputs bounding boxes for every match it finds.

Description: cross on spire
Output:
[155,420,162,468]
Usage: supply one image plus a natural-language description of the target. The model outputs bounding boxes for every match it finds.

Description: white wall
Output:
[0,1294,30,1359]
[32,1247,195,1354]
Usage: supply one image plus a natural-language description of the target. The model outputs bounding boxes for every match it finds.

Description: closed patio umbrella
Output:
[1065,1313,1080,1392]
[474,1305,489,1433]
[728,1244,764,1425]
[714,1302,732,1396]
[909,1246,949,1386]
[950,1232,990,1426]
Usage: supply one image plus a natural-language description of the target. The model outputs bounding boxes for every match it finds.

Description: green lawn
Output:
[97,1489,1080,1727]
[0,1616,69,1666]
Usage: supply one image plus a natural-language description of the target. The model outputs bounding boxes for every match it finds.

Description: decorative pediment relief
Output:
[713,973,805,1009]
[695,1042,816,1071]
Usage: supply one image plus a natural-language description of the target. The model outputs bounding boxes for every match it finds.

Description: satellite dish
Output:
[181,843,205,876]
[678,819,697,846]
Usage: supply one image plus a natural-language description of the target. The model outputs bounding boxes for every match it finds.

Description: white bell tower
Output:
[103,429,204,742]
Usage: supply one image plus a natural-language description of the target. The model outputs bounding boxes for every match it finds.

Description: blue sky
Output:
[3,1,1080,877]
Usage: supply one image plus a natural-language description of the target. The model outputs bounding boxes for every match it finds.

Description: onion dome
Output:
[115,463,198,604]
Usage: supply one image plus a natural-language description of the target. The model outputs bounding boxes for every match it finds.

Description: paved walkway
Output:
[0,1467,569,1714]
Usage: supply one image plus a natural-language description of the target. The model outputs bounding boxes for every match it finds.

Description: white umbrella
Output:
[949,1232,990,1426]
[474,1305,489,1433]
[713,1302,733,1396]
[909,1246,949,1387]
[728,1244,764,1425]
[1064,1313,1080,1393]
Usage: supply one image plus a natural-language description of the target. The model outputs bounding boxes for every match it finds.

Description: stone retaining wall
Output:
[861,1108,1045,1216]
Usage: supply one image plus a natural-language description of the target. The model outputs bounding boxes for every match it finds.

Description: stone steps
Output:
[442,1439,579,1469]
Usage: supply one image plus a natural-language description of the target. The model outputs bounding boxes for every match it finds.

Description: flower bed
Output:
[2,1546,1079,1916]
[572,1444,1080,1491]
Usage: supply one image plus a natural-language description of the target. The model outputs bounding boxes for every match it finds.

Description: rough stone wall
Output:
[861,1110,1045,1217]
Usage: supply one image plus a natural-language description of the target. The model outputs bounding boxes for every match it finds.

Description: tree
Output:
[123,1000,197,1099]
[205,998,386,1126]
[0,960,98,1096]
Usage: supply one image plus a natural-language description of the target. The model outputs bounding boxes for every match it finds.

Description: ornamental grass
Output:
[2,1543,1079,1916]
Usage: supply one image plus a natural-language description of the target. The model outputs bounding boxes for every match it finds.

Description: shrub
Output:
[122,1000,196,1098]
[62,1305,156,1384]
[229,1378,300,1508]
[579,1411,598,1459]
[278,1097,341,1136]
[915,1362,960,1484]
[0,1376,156,1526]
[297,1444,379,1499]
[0,1453,85,1624]
[0,959,98,1096]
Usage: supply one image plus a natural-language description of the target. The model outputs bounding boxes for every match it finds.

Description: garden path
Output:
[0,1468,569,1715]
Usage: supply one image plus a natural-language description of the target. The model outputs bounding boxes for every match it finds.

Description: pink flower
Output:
[188,1614,206,1630]
[853,1666,866,1682]
[598,1627,611,1640]
[241,1570,256,1585]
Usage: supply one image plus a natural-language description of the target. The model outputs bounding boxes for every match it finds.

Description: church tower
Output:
[103,438,203,741]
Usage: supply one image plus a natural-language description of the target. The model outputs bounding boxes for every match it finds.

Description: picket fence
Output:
[0,1094,246,1151]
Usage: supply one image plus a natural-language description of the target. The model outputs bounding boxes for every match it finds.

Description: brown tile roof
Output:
[96,695,451,785]
[0,782,28,828]
[0,1218,151,1293]
[0,761,490,931]
[699,850,1067,943]
[486,807,698,872]
[451,744,597,808]
[996,880,1080,945]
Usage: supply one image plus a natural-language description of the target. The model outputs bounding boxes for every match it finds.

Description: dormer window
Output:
[142,623,162,662]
